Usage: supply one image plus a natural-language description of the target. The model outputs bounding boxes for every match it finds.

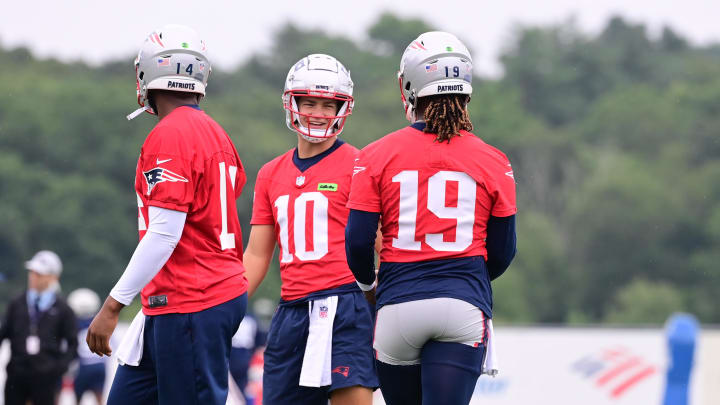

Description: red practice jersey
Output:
[251,142,359,301]
[347,125,516,263]
[135,106,247,315]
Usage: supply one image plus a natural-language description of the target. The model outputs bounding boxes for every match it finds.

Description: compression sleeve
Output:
[345,209,380,290]
[109,206,186,305]
[485,214,517,281]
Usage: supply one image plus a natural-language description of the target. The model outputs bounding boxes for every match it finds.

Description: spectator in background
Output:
[0,250,78,405]
[229,311,266,405]
[68,288,107,404]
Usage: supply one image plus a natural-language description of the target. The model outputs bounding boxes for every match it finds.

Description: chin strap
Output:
[126,105,151,121]
[405,104,416,122]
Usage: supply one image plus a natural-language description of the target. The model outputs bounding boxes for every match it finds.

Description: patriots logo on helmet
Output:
[143,167,188,195]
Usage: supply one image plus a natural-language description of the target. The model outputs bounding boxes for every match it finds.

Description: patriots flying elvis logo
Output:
[332,366,350,377]
[143,167,188,195]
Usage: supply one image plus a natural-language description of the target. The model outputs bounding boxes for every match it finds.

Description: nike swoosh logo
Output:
[157,158,172,165]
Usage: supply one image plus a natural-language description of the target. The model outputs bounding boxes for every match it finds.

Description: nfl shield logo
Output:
[296,176,305,186]
[319,305,328,318]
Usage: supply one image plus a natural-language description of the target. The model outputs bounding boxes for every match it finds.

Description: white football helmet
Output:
[67,288,101,318]
[128,24,211,120]
[283,54,354,142]
[398,32,473,122]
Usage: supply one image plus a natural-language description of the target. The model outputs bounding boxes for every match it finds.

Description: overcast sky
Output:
[2,0,719,77]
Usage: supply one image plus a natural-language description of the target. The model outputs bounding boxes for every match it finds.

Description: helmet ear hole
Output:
[139,71,144,80]
[405,81,411,91]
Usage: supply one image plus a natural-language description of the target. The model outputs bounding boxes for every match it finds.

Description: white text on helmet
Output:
[437,84,464,92]
[168,81,196,90]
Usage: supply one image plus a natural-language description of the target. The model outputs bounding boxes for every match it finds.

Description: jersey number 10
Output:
[274,192,329,263]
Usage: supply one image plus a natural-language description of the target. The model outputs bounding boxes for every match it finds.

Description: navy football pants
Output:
[262,291,378,405]
[107,294,246,405]
[74,362,106,400]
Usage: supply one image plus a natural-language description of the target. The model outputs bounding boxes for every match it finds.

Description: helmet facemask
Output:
[283,89,353,142]
[398,72,419,122]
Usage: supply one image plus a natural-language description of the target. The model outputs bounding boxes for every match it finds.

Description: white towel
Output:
[227,371,247,405]
[482,319,499,376]
[116,310,146,366]
[299,296,338,387]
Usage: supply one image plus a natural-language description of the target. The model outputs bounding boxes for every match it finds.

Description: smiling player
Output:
[243,54,378,405]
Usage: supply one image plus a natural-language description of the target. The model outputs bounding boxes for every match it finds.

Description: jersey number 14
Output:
[137,162,239,251]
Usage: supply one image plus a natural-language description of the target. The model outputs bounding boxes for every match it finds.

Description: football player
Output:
[86,24,248,405]
[345,32,517,404]
[243,54,378,405]
[68,288,107,405]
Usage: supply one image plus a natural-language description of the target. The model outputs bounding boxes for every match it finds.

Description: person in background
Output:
[68,288,107,404]
[0,250,78,405]
[229,311,266,405]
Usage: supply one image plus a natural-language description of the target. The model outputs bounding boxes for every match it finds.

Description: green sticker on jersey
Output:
[318,183,338,192]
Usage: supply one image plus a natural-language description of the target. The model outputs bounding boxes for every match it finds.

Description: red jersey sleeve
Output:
[138,126,195,212]
[488,154,517,217]
[250,168,274,225]
[347,152,382,213]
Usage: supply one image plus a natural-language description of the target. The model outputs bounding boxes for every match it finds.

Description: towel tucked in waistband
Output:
[299,296,338,387]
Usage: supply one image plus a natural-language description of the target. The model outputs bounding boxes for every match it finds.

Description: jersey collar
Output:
[410,122,427,131]
[293,139,345,172]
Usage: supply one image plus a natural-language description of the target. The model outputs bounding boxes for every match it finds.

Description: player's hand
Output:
[86,296,124,357]
[363,286,376,307]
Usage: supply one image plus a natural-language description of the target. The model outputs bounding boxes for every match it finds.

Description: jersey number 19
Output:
[392,170,476,252]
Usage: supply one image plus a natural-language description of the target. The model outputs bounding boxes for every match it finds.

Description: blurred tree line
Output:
[0,14,718,325]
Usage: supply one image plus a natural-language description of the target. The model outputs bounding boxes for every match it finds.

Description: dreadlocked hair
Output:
[423,94,473,143]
